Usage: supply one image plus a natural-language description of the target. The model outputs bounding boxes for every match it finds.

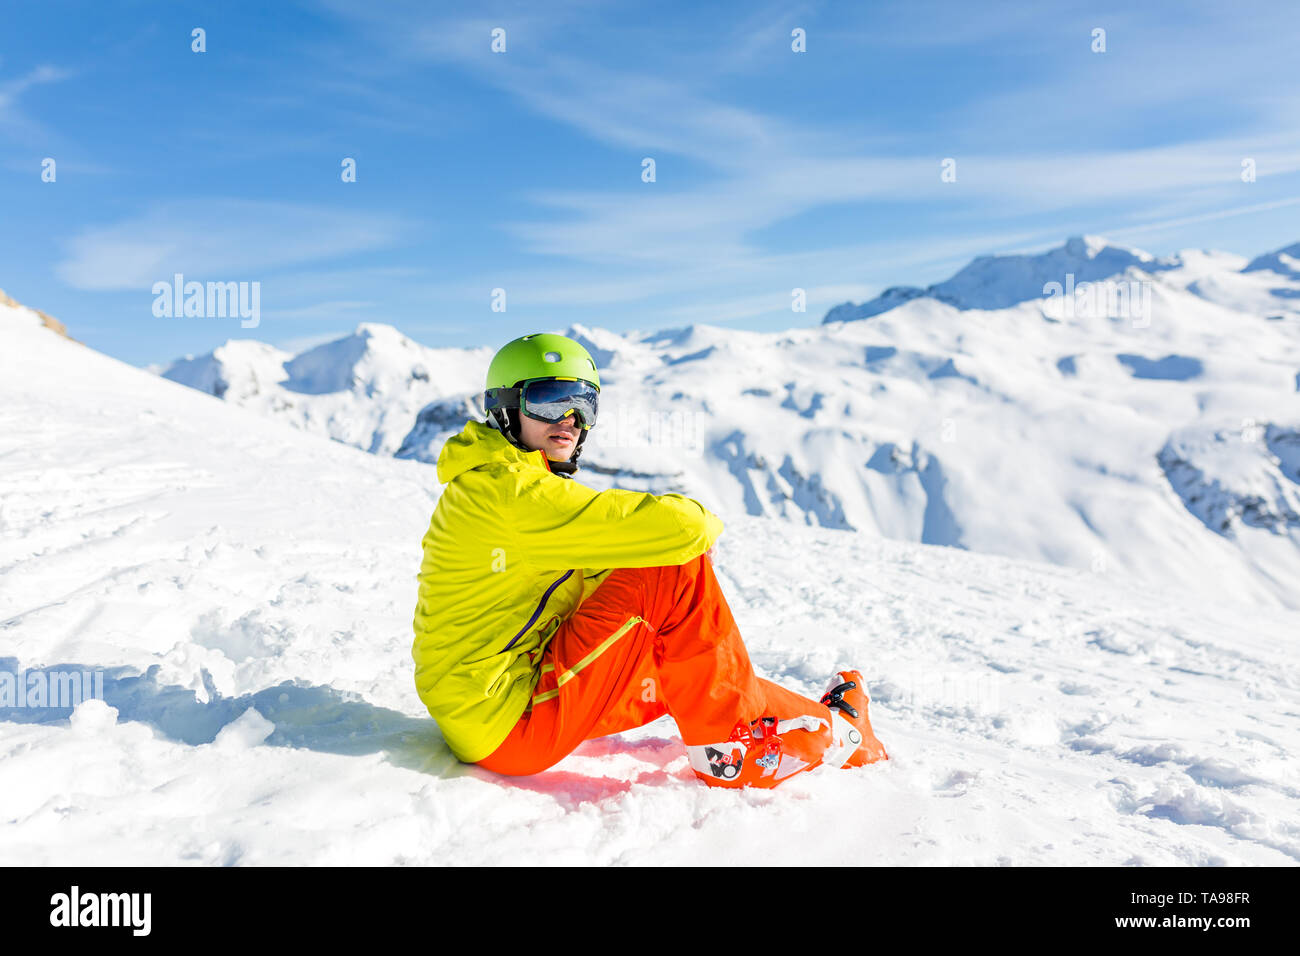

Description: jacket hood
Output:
[436,419,551,485]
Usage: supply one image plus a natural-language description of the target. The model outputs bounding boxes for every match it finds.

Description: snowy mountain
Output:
[159,323,492,456]
[1244,241,1300,281]
[1158,424,1300,535]
[822,235,1300,322]
[4,298,1299,865]
[823,235,1174,320]
[152,236,1300,613]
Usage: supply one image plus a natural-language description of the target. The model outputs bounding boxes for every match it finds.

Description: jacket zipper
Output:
[504,569,574,651]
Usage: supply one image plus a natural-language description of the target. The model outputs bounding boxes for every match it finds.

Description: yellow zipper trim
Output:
[531,615,646,705]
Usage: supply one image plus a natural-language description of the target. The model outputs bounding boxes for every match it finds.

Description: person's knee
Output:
[476,751,561,777]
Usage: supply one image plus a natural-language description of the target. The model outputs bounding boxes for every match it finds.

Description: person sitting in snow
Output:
[412,332,888,788]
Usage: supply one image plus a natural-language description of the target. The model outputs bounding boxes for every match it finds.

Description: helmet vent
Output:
[543,351,561,362]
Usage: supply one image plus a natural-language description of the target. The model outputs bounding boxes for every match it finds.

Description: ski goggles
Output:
[486,377,600,429]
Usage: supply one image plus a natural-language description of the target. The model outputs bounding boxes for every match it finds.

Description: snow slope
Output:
[3,298,1298,865]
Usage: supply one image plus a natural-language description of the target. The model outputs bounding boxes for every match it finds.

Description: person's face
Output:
[519,409,581,461]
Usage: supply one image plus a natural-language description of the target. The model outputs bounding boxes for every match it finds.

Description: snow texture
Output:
[3,288,1299,865]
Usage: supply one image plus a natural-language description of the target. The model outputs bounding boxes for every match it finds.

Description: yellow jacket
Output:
[412,419,724,763]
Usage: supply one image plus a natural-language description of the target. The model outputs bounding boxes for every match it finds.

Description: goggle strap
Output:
[484,386,523,411]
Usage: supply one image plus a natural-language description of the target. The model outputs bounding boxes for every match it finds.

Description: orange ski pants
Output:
[478,552,831,776]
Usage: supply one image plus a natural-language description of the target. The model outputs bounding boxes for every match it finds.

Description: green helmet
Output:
[483,332,601,475]
[485,332,600,391]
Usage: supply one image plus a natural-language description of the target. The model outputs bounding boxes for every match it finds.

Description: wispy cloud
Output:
[55,200,412,291]
[1102,195,1300,242]
[409,223,1069,327]
[267,300,378,322]
[22,0,1300,365]
[310,1,1300,285]
[504,135,1300,272]
[0,64,73,142]
[0,64,72,110]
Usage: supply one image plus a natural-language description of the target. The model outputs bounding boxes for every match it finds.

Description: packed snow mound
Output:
[158,323,493,456]
[5,300,1300,864]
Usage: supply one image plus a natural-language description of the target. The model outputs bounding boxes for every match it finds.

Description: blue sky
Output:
[3,0,1299,366]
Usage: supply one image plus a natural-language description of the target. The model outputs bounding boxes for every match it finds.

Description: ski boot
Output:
[686,712,833,789]
[819,670,889,769]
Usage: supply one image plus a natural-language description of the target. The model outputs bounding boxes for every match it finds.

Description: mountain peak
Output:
[353,321,406,340]
[1063,234,1148,260]
[1065,234,1102,256]
[213,338,291,359]
[1,287,76,341]
[1242,240,1300,280]
[824,235,1166,322]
